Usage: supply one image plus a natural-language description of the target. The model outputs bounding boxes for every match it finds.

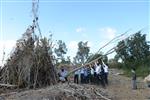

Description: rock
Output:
[144,74,150,87]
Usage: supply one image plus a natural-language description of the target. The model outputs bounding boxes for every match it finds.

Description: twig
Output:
[94,90,111,100]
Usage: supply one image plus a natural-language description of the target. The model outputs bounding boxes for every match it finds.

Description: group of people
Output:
[57,60,139,90]
[74,59,109,87]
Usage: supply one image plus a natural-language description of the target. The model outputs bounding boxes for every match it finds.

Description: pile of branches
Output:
[0,27,58,88]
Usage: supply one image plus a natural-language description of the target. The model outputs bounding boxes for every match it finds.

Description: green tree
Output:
[115,31,150,67]
[54,40,67,62]
[74,41,90,64]
[61,56,71,64]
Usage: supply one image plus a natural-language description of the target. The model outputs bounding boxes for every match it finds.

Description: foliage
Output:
[115,31,150,77]
[122,65,150,78]
[73,41,90,64]
[115,31,150,68]
[54,40,67,62]
[108,58,122,68]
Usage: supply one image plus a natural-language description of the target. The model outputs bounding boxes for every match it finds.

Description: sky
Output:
[0,0,150,66]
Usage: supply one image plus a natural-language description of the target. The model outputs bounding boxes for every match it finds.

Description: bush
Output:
[123,65,150,78]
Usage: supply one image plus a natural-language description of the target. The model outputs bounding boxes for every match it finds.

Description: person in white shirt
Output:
[97,59,105,87]
[59,68,68,82]
[95,62,101,75]
[95,62,101,84]
[102,61,109,85]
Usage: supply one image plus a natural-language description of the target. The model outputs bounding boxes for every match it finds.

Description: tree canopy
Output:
[54,40,67,62]
[115,31,150,67]
[73,41,90,64]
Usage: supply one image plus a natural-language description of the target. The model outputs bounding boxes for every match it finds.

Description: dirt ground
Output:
[0,68,150,100]
[106,69,150,100]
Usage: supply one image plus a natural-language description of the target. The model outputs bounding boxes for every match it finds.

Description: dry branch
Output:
[94,90,111,100]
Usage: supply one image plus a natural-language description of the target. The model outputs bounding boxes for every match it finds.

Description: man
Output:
[80,67,85,84]
[74,69,80,84]
[86,65,91,84]
[100,62,105,87]
[97,59,106,87]
[59,68,68,83]
[95,62,101,84]
[90,64,95,84]
[102,61,109,85]
[131,68,137,90]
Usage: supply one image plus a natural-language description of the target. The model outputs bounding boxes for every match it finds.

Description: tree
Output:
[54,40,67,62]
[61,56,71,64]
[115,31,150,67]
[74,41,90,64]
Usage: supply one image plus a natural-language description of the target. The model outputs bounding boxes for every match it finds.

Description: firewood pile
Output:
[0,83,112,100]
[0,27,58,88]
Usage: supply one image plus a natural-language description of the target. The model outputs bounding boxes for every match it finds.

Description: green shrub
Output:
[122,65,150,78]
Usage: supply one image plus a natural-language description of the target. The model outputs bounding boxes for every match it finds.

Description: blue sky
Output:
[0,0,150,66]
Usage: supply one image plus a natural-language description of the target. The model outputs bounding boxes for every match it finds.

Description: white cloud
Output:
[0,40,16,66]
[98,27,117,40]
[67,41,78,61]
[76,27,86,33]
[76,27,89,38]
[68,41,78,50]
[0,40,16,49]
[87,41,93,47]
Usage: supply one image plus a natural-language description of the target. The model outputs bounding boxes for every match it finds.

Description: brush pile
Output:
[0,27,58,88]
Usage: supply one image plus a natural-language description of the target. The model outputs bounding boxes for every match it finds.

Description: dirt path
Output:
[0,68,149,100]
[106,69,150,100]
